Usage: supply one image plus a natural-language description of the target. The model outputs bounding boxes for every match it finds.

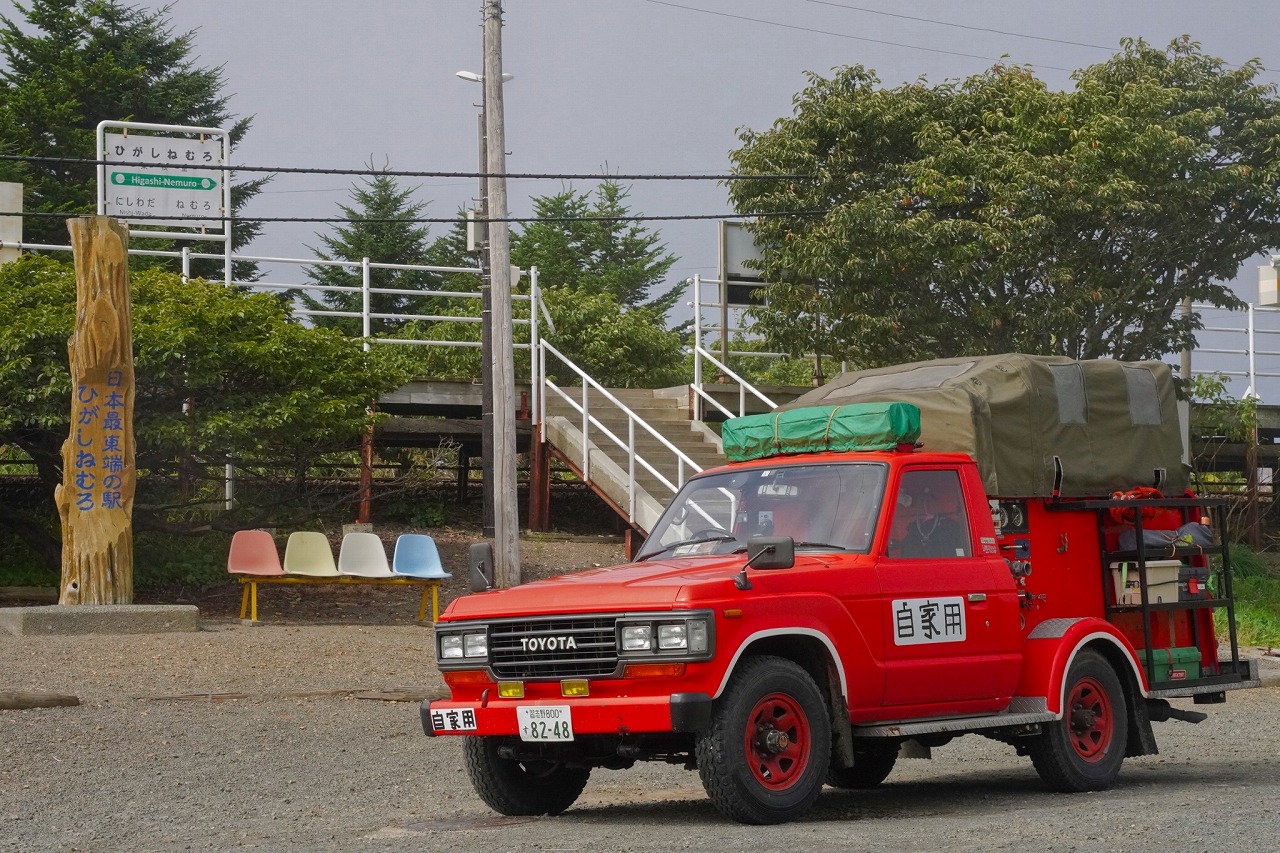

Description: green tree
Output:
[0,0,266,278]
[367,215,486,380]
[537,286,685,388]
[0,255,410,568]
[729,38,1280,368]
[303,167,441,336]
[509,181,686,385]
[513,180,683,314]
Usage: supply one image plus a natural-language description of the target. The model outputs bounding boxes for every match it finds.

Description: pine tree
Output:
[512,180,681,314]
[303,168,439,336]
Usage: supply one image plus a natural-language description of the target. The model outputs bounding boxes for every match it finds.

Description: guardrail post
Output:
[692,275,703,421]
[361,256,371,341]
[581,381,590,484]
[628,419,636,523]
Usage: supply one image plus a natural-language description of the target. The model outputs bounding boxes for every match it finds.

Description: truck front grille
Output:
[488,616,618,679]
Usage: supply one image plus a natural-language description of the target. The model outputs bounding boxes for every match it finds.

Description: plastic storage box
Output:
[1136,646,1202,682]
[1110,559,1182,605]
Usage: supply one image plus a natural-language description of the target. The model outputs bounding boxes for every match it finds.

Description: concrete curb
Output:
[0,604,200,636]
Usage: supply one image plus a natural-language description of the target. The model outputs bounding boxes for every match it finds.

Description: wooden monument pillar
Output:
[55,216,136,605]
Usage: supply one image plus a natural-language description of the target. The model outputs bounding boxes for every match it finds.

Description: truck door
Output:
[876,466,1021,712]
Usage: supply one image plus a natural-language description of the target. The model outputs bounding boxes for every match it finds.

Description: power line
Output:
[640,0,1074,72]
[0,153,794,182]
[5,209,822,225]
[798,0,1118,53]
[801,0,1273,77]
[643,0,1277,80]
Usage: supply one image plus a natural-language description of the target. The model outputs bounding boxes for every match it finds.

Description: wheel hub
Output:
[743,691,811,789]
[1070,706,1098,731]
[758,727,791,754]
[1066,676,1113,763]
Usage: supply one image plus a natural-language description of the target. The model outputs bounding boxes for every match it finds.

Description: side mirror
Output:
[746,536,795,570]
[468,541,494,593]
[734,536,795,590]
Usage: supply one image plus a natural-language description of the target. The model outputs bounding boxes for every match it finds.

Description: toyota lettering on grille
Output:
[520,635,578,652]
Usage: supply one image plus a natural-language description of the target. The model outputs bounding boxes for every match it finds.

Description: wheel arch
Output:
[715,629,856,769]
[1017,618,1148,717]
[715,629,848,700]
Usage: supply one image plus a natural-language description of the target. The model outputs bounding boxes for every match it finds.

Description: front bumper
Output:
[421,691,712,738]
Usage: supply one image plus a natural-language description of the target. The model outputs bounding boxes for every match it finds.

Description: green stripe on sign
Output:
[109,172,217,191]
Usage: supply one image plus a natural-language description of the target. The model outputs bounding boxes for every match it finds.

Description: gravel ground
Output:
[3,534,1279,852]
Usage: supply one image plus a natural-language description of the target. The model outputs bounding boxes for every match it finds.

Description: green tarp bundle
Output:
[722,402,921,462]
[776,354,1187,498]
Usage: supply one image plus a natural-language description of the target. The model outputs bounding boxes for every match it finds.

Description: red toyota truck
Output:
[422,355,1260,824]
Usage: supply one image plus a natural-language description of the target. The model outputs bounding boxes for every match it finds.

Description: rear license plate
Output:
[517,705,573,742]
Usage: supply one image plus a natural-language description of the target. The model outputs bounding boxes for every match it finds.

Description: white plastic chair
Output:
[282,531,339,577]
[392,534,452,579]
[338,531,394,578]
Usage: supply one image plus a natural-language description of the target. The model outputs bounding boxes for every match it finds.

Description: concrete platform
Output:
[0,605,200,636]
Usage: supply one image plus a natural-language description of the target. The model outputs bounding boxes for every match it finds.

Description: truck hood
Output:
[441,553,832,620]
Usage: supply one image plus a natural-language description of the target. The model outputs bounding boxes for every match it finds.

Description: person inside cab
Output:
[898,471,970,559]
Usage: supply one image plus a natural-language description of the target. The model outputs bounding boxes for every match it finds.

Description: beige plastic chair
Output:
[337,532,393,578]
[282,531,339,577]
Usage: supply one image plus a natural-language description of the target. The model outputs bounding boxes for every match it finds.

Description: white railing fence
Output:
[2,239,543,361]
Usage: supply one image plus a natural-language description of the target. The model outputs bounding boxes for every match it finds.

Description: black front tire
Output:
[696,655,831,825]
[463,736,590,816]
[827,745,898,789]
[1028,649,1128,792]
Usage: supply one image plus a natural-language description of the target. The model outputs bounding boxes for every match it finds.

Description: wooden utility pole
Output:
[484,0,521,587]
[56,216,136,605]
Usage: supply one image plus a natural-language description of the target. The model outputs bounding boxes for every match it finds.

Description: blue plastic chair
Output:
[393,534,452,623]
[392,534,452,579]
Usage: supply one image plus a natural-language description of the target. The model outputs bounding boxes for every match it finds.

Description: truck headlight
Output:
[687,620,709,653]
[440,634,464,659]
[439,629,488,661]
[622,624,653,651]
[463,633,488,658]
[658,623,687,650]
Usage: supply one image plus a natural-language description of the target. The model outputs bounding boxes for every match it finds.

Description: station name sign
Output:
[102,132,225,229]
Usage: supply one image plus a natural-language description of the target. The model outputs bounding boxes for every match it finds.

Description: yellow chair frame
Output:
[237,575,443,624]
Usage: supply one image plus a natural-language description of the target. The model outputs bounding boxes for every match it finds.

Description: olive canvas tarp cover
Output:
[780,354,1187,498]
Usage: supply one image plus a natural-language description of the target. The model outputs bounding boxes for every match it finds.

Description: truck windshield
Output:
[636,462,888,560]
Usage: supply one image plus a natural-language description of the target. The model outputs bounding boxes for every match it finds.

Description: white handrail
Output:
[691,344,779,420]
[537,338,703,523]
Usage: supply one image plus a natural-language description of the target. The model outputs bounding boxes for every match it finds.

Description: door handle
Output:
[967,593,987,603]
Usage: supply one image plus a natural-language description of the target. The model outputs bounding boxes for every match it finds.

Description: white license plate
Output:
[517,705,573,742]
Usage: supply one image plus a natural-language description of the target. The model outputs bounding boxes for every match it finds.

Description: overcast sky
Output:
[5,0,1280,389]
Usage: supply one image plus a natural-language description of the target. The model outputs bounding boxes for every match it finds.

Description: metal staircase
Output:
[533,339,807,539]
[542,386,726,529]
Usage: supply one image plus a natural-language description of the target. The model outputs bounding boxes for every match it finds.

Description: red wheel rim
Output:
[744,692,810,789]
[1066,676,1113,763]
